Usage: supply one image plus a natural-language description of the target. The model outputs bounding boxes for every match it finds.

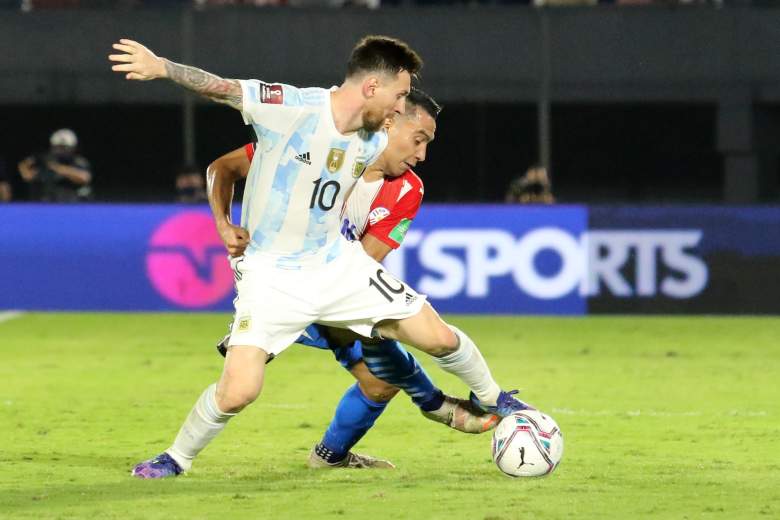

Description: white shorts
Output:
[227,239,426,356]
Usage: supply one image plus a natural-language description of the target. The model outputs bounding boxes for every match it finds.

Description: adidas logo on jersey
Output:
[294,152,312,165]
[405,292,418,306]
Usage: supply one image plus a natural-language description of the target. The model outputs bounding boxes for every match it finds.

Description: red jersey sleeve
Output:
[366,172,424,249]
[244,143,255,162]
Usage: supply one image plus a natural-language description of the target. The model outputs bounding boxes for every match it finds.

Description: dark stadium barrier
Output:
[1,204,778,314]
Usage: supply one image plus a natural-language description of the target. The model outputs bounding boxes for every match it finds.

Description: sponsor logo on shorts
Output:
[405,292,418,306]
[368,207,390,226]
[237,316,252,332]
[260,83,284,104]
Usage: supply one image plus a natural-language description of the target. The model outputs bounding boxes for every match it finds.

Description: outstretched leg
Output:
[305,325,496,469]
[132,346,268,478]
[360,338,498,432]
[375,304,532,417]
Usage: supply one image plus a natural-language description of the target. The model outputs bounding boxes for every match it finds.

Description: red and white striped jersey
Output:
[340,170,424,249]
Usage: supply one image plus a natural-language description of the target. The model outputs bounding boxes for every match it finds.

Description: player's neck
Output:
[330,87,364,135]
[363,162,386,182]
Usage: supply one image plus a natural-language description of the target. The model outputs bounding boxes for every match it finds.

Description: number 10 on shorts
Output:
[369,269,405,302]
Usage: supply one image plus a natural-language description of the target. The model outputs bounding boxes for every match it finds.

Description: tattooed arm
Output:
[163,60,242,109]
[109,39,242,110]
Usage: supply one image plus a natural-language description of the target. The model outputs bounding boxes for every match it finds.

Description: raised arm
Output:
[108,39,242,110]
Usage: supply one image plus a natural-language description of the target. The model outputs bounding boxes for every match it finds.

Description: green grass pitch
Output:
[1,313,779,519]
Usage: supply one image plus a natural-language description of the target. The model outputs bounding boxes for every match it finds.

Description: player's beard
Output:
[362,107,386,133]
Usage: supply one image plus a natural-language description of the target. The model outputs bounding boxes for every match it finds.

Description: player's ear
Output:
[383,117,394,130]
[362,76,379,98]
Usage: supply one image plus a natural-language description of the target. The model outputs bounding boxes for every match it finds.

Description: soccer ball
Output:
[491,410,564,477]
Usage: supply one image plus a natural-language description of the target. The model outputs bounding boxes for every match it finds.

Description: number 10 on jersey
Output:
[310,178,341,211]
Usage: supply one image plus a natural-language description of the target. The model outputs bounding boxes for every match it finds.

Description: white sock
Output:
[433,326,501,406]
[166,384,235,471]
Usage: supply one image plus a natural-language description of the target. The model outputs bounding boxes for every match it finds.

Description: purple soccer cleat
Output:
[470,389,534,418]
[131,452,183,479]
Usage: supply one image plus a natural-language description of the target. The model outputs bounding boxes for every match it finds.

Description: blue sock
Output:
[318,383,387,463]
[362,340,445,412]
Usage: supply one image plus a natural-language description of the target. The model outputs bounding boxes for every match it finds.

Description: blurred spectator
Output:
[287,0,379,7]
[17,0,175,8]
[533,0,597,5]
[0,157,11,202]
[611,0,723,4]
[195,0,286,6]
[505,164,555,204]
[21,0,80,9]
[18,128,93,202]
[1,0,734,7]
[175,164,207,203]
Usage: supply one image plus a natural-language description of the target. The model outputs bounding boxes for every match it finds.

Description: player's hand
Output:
[217,222,250,257]
[109,39,168,81]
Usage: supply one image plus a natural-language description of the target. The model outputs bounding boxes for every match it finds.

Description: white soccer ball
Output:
[491,410,564,477]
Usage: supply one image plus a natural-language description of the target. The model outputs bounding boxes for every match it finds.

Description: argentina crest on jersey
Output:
[352,159,367,178]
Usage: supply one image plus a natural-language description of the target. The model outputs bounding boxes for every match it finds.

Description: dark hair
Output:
[406,87,442,119]
[347,35,423,79]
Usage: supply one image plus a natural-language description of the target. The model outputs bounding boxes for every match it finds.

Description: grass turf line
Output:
[0,314,778,519]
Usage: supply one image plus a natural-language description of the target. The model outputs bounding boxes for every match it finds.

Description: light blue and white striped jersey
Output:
[238,79,387,269]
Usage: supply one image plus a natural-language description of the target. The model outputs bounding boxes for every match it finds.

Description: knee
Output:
[215,386,260,413]
[358,379,400,403]
[427,325,459,357]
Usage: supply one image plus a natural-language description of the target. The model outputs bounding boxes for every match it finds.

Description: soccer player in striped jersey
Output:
[111,36,529,479]
[210,89,497,469]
